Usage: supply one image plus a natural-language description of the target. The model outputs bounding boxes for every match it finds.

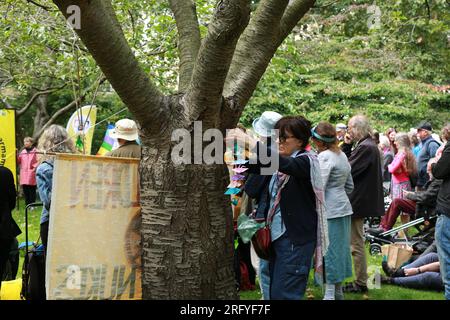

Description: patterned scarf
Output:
[266,172,290,224]
[302,152,329,286]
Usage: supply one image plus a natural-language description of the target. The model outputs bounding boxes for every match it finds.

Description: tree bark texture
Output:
[139,129,236,299]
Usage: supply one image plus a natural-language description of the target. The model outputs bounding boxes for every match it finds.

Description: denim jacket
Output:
[36,160,54,224]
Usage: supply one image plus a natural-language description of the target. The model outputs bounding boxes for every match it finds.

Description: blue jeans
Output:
[435,214,450,300]
[392,253,443,291]
[259,259,270,300]
[269,233,315,300]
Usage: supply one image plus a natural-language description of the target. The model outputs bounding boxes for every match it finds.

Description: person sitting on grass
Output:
[381,252,443,292]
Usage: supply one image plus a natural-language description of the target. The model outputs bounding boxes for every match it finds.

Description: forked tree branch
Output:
[17,85,67,117]
[221,0,316,129]
[223,0,291,107]
[184,0,251,126]
[32,76,106,140]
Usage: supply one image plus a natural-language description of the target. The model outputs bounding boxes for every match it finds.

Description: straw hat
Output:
[110,119,138,141]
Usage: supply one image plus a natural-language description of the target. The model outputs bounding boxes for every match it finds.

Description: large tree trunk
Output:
[139,117,236,299]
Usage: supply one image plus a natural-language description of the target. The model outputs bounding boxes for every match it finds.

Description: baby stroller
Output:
[364,186,391,230]
[20,202,46,300]
[366,202,437,256]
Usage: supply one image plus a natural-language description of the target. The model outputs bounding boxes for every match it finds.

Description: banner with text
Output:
[0,109,17,186]
[46,154,142,300]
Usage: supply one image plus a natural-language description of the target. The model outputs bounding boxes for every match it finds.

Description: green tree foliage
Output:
[2,0,448,146]
[242,0,450,133]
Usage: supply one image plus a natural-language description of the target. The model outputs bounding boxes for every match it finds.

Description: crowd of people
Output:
[229,112,450,300]
[0,111,449,301]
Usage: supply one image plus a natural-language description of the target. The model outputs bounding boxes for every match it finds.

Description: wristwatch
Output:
[418,267,422,274]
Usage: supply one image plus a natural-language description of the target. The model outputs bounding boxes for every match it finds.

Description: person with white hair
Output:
[341,115,384,294]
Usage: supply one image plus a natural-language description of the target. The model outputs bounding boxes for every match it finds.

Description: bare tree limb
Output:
[16,86,66,117]
[32,76,106,140]
[221,0,316,129]
[168,0,201,92]
[184,0,251,126]
[52,0,166,136]
[26,0,56,12]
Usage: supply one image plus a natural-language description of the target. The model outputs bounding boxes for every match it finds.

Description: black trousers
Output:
[22,185,37,206]
[40,221,49,253]
[0,238,13,288]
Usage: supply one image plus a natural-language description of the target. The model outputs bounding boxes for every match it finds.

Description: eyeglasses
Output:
[279,135,295,143]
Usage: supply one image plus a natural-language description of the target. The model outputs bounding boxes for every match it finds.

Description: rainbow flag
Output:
[96,124,118,156]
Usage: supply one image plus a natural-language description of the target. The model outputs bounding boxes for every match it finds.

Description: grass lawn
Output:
[239,246,445,300]
[6,198,445,300]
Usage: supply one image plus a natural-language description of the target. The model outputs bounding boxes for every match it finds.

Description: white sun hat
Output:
[252,111,283,137]
[110,119,138,141]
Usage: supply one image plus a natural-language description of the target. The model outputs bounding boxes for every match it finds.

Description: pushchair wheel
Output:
[369,243,382,256]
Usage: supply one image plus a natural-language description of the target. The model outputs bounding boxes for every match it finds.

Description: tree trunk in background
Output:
[32,92,50,139]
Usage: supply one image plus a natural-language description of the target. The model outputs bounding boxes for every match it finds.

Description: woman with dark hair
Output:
[386,127,398,155]
[409,131,422,158]
[311,122,354,300]
[226,115,329,300]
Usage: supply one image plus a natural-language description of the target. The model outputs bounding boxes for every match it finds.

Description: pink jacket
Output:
[388,151,409,183]
[17,148,38,186]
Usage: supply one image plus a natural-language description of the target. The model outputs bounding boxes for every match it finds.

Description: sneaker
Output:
[381,261,396,277]
[342,282,368,293]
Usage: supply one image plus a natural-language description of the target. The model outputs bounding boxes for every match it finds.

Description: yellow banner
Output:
[46,154,142,300]
[0,109,17,186]
[66,105,97,155]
